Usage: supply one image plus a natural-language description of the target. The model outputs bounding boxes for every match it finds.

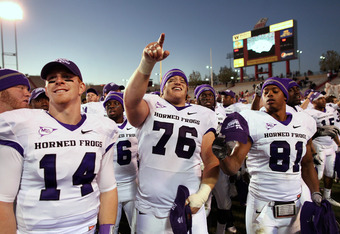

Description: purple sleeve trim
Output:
[0,140,24,157]
[220,112,249,144]
[204,128,216,135]
[105,142,115,154]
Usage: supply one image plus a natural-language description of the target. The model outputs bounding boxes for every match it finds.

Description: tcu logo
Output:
[55,58,70,64]
[39,127,57,137]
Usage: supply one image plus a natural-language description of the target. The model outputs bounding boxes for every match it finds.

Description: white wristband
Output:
[137,57,155,75]
[188,183,212,208]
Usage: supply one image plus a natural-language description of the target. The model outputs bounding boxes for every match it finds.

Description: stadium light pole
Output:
[297,50,302,76]
[0,1,23,70]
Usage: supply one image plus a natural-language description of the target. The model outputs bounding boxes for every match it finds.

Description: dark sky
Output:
[1,0,339,85]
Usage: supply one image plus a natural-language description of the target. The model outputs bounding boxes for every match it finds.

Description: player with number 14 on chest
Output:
[124,33,219,233]
[0,59,119,234]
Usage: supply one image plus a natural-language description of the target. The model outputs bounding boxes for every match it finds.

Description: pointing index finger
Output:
[157,33,165,47]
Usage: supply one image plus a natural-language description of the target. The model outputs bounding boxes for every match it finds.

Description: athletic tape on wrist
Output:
[188,183,212,208]
[137,57,155,75]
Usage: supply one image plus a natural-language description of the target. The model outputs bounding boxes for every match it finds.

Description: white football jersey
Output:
[304,106,339,146]
[239,110,316,201]
[114,119,138,202]
[0,109,118,233]
[81,101,107,117]
[136,94,217,217]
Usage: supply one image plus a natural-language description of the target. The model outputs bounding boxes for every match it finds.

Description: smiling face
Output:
[161,75,188,106]
[44,66,85,108]
[0,85,31,112]
[262,84,286,113]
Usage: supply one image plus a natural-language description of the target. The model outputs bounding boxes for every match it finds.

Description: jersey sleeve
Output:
[0,112,24,156]
[97,145,117,193]
[220,112,249,144]
[0,145,23,202]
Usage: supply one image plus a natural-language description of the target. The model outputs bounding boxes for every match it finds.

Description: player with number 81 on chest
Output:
[216,77,321,233]
[124,33,219,233]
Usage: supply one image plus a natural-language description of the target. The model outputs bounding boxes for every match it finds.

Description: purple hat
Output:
[41,58,83,81]
[194,84,216,100]
[86,88,98,96]
[219,89,235,98]
[170,185,192,234]
[103,91,124,110]
[0,68,30,91]
[29,87,47,103]
[261,77,289,100]
[304,89,314,97]
[103,82,125,95]
[287,79,299,90]
[309,91,324,102]
[160,69,188,94]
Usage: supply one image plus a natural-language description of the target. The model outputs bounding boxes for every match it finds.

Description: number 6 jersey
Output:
[0,109,118,233]
[135,94,217,217]
[238,110,316,202]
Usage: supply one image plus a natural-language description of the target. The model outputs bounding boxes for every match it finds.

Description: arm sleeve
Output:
[0,145,23,202]
[220,112,249,144]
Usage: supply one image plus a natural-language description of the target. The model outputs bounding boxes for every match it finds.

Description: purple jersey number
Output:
[40,152,96,200]
[269,141,303,172]
[152,121,197,159]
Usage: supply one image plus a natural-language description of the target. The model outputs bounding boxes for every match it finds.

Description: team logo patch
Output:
[155,101,166,108]
[225,119,243,130]
[39,126,57,137]
[266,122,277,130]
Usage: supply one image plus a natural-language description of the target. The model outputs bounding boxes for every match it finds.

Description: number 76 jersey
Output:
[239,110,316,201]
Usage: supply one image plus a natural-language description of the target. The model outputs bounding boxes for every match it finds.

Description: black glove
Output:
[316,125,340,138]
[212,137,235,160]
[255,82,263,97]
[313,153,323,165]
[311,192,322,206]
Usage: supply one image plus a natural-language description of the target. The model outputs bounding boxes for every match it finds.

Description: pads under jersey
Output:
[114,119,138,185]
[136,94,217,217]
[304,106,339,146]
[0,109,118,233]
[239,110,316,201]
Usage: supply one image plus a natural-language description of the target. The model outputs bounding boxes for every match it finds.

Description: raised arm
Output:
[124,33,170,127]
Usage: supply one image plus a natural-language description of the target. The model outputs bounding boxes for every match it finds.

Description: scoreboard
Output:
[233,19,297,68]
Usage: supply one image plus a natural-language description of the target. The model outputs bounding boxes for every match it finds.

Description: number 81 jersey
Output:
[0,109,118,233]
[239,110,316,201]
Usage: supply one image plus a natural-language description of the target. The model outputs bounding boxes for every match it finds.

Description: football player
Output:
[0,68,31,113]
[0,59,119,233]
[103,91,138,234]
[29,87,49,111]
[124,33,219,233]
[304,91,340,207]
[195,84,237,234]
[215,77,321,233]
